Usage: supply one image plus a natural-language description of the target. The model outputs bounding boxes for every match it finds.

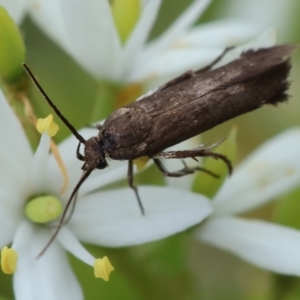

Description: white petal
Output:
[70,186,212,247]
[28,0,69,47]
[13,223,83,300]
[30,134,51,194]
[131,28,277,85]
[123,0,161,77]
[0,203,22,248]
[178,19,260,47]
[59,0,122,80]
[222,0,295,38]
[197,216,300,276]
[0,0,27,23]
[129,47,223,83]
[213,128,300,215]
[0,90,32,197]
[78,162,128,196]
[141,0,211,60]
[57,227,94,266]
[213,28,277,68]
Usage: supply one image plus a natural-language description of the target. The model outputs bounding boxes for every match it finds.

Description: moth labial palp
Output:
[23,44,297,256]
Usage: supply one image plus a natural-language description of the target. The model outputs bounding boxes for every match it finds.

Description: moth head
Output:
[83,137,108,170]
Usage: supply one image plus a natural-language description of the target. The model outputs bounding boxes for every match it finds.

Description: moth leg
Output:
[152,147,233,175]
[95,124,103,130]
[76,141,85,161]
[128,160,145,215]
[85,124,103,130]
[196,46,234,74]
[153,159,219,178]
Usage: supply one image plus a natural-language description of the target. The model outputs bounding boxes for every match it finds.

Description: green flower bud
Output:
[0,6,26,85]
[192,126,238,198]
[111,0,140,44]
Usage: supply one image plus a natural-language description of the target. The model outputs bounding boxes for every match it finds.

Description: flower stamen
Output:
[18,94,69,194]
[36,114,69,194]
[1,246,18,274]
[36,114,59,137]
[94,256,114,281]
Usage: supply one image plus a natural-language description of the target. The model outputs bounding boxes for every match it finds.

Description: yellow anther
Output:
[36,114,59,137]
[111,0,140,44]
[133,156,150,171]
[94,256,114,281]
[25,195,62,223]
[1,246,18,274]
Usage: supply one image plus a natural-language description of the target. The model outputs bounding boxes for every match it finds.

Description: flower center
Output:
[25,195,62,224]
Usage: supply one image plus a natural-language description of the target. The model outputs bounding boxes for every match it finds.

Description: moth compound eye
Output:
[96,159,107,170]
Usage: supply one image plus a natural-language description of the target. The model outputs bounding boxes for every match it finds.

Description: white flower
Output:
[195,128,300,275]
[0,89,213,299]
[24,0,261,86]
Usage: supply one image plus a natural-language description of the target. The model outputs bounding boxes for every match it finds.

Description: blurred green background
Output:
[1,0,300,299]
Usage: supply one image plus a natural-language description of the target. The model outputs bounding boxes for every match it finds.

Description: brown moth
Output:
[23,44,296,255]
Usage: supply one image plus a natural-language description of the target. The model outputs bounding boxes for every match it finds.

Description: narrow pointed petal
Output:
[213,129,300,215]
[78,163,128,196]
[28,0,69,47]
[59,0,122,80]
[141,0,211,60]
[130,28,276,84]
[222,0,295,37]
[0,90,32,197]
[178,19,259,47]
[129,47,222,82]
[0,0,27,23]
[70,186,212,247]
[197,216,300,275]
[57,227,94,266]
[13,223,83,300]
[123,0,161,74]
[30,134,51,193]
[0,203,22,248]
[213,28,277,68]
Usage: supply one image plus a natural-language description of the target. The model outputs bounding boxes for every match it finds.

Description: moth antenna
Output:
[37,168,93,258]
[23,63,86,144]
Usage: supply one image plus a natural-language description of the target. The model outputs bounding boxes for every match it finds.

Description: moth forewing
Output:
[101,45,295,158]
